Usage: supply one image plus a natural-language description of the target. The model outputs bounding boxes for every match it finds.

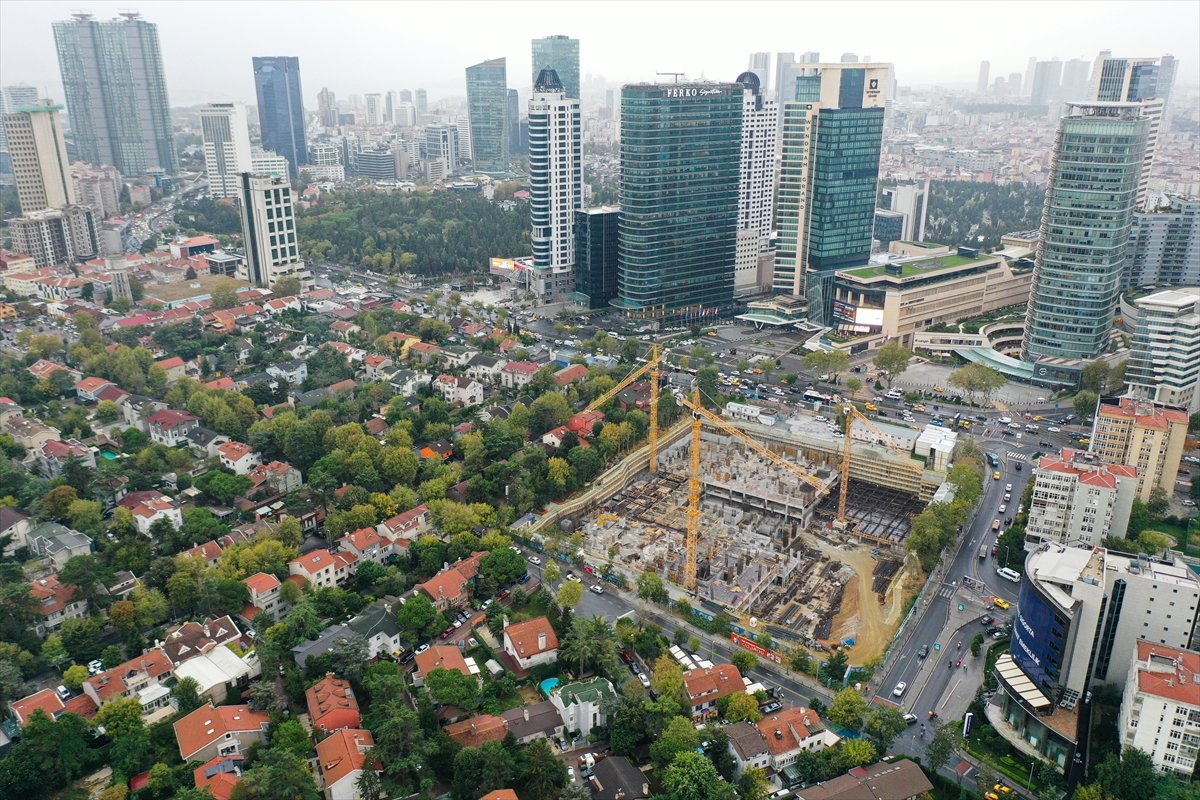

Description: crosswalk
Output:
[936,585,955,599]
[1006,451,1027,461]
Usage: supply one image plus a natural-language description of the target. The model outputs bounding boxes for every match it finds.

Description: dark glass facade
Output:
[1011,576,1070,695]
[614,83,742,319]
[531,36,580,100]
[465,58,509,174]
[253,56,307,178]
[574,207,620,309]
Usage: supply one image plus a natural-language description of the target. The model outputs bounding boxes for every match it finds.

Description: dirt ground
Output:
[824,543,913,664]
[517,685,542,704]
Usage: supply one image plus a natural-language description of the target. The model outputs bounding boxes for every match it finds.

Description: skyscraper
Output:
[52,12,177,175]
[1021,102,1148,364]
[774,63,891,322]
[1089,55,1166,208]
[237,173,311,290]
[1023,57,1038,97]
[364,93,382,125]
[465,58,509,173]
[200,103,253,199]
[1030,59,1063,105]
[1125,289,1200,414]
[528,69,581,302]
[0,84,40,151]
[613,81,742,320]
[1157,54,1178,120]
[507,89,521,157]
[748,52,772,93]
[252,56,307,178]
[977,61,990,93]
[1007,72,1023,95]
[1125,199,1200,288]
[425,123,458,176]
[735,72,777,293]
[1060,58,1091,101]
[531,35,580,99]
[317,87,338,128]
[415,89,427,114]
[3,100,74,215]
[574,207,620,309]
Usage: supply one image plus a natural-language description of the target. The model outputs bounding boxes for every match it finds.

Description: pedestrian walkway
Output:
[1005,451,1027,461]
[935,585,956,600]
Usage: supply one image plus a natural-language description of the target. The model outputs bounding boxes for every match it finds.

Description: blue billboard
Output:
[1010,580,1068,694]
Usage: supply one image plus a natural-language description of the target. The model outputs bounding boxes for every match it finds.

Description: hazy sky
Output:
[1,0,1196,107]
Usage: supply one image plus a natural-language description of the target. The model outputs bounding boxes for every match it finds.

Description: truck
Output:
[992,519,1002,531]
[979,541,989,559]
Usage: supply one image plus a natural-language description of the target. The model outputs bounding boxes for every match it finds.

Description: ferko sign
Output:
[664,87,728,98]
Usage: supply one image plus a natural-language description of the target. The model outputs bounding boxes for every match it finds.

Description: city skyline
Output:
[1,1,1196,107]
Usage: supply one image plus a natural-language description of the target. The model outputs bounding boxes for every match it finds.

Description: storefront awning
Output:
[995,653,1052,710]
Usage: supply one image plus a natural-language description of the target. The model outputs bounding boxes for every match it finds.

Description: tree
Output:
[662,751,737,800]
[1146,486,1170,518]
[840,737,877,767]
[556,579,584,610]
[802,350,850,381]
[820,649,850,687]
[236,748,321,800]
[652,715,702,767]
[41,634,69,670]
[62,663,88,691]
[736,767,772,800]
[873,342,912,387]
[723,691,763,723]
[948,363,1006,406]
[1073,390,1099,421]
[731,650,758,674]
[271,718,313,758]
[273,276,302,297]
[65,499,103,535]
[828,688,868,731]
[924,721,961,775]
[94,696,149,778]
[650,655,685,705]
[1080,360,1110,393]
[863,706,907,753]
[172,676,204,714]
[42,484,79,520]
[425,667,479,709]
[59,554,106,606]
[1095,748,1164,800]
[452,740,516,800]
[542,562,562,586]
[396,593,445,645]
[60,616,103,664]
[518,738,568,800]
[211,284,239,310]
[326,633,371,682]
[846,377,863,393]
[637,570,667,602]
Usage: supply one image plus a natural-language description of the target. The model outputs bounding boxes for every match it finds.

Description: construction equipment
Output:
[837,404,924,529]
[587,345,662,474]
[675,389,833,591]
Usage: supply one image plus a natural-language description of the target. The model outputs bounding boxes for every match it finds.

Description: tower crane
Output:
[675,389,833,591]
[586,344,662,473]
[837,404,925,530]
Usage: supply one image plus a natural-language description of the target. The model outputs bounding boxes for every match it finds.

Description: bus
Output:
[987,452,1000,468]
[803,389,832,405]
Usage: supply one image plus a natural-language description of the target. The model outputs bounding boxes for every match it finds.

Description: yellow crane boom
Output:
[837,404,924,527]
[587,345,661,474]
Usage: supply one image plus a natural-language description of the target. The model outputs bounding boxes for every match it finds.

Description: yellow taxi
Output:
[993,471,1001,480]
[933,385,945,393]
[865,402,877,412]
[752,368,764,374]
[913,403,927,412]
[1033,415,1043,422]
[707,331,718,337]
[993,597,1011,610]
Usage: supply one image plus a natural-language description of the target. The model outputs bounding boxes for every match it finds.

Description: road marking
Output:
[936,586,955,599]
[1006,451,1028,461]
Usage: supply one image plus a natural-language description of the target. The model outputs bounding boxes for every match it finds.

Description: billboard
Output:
[1010,581,1067,693]
[730,632,782,664]
[832,298,884,331]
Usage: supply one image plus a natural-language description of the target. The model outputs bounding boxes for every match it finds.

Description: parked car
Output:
[760,701,783,714]
[528,556,542,566]
[638,672,651,688]
[590,584,604,594]
[903,712,919,725]
[87,659,104,675]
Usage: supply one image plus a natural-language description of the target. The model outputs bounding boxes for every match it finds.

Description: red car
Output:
[440,627,455,639]
[497,590,511,601]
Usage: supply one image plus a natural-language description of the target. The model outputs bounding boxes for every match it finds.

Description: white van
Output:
[996,567,1022,583]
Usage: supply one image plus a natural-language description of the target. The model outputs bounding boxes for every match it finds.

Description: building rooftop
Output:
[174,703,270,759]
[838,251,990,282]
[1133,641,1200,706]
[504,616,558,658]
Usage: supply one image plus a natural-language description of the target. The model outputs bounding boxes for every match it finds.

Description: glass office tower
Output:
[532,35,580,99]
[1022,102,1148,363]
[574,206,620,309]
[613,82,742,320]
[252,56,307,178]
[465,58,509,174]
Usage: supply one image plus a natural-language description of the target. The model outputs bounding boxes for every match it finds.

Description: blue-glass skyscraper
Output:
[465,58,509,174]
[532,35,580,99]
[252,56,307,178]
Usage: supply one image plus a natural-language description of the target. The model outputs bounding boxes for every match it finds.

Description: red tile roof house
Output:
[183,539,225,569]
[241,572,287,625]
[541,426,572,449]
[174,702,271,761]
[192,754,244,800]
[27,359,80,383]
[416,551,486,612]
[339,526,390,564]
[567,410,605,437]
[500,360,540,389]
[502,616,559,670]
[445,714,508,749]
[118,489,183,535]
[75,376,115,403]
[154,356,187,382]
[83,647,175,714]
[408,340,442,363]
[289,548,357,589]
[36,438,96,478]
[362,354,394,380]
[554,363,589,387]
[314,728,380,800]
[30,574,87,635]
[160,615,242,665]
[683,663,744,720]
[306,673,362,735]
[146,408,200,446]
[755,707,840,770]
[246,460,303,495]
[217,440,261,475]
[377,503,430,541]
[9,687,96,726]
[412,645,480,688]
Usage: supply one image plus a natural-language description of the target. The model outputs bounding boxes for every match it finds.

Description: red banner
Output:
[730,632,782,664]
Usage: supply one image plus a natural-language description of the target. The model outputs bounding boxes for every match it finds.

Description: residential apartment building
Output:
[1124,199,1199,288]
[71,162,122,219]
[8,205,98,268]
[200,103,253,199]
[1125,289,1200,414]
[1117,641,1200,779]
[236,173,312,291]
[735,72,777,293]
[1024,449,1138,550]
[1091,397,1189,501]
[528,68,581,302]
[3,100,74,214]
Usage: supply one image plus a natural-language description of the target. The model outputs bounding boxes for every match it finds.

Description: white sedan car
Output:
[892,681,907,697]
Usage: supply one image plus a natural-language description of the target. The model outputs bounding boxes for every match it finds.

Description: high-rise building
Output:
[415,89,427,115]
[1091,397,1189,502]
[1060,58,1091,101]
[9,205,98,267]
[236,173,311,290]
[1125,290,1200,414]
[612,81,742,320]
[1157,54,1178,121]
[840,53,859,63]
[1007,72,1023,95]
[977,60,990,93]
[1023,448,1137,550]
[574,206,620,309]
[774,63,891,322]
[531,35,580,99]
[1030,59,1063,105]
[1021,102,1148,364]
[748,52,771,93]
[507,89,521,157]
[425,124,458,174]
[528,69,581,302]
[51,12,177,175]
[250,149,289,179]
[1125,198,1200,288]
[303,142,344,182]
[356,147,399,180]
[3,100,74,214]
[873,210,904,249]
[465,58,509,173]
[735,72,777,293]
[364,93,382,125]
[1023,56,1038,97]
[881,179,930,242]
[992,546,1200,770]
[1117,642,1200,780]
[317,87,338,128]
[199,103,253,200]
[0,84,40,151]
[1089,55,1166,208]
[252,56,307,178]
[71,162,121,219]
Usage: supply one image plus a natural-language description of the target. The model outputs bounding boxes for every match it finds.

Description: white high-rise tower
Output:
[736,71,778,293]
[528,68,581,302]
[200,103,253,199]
